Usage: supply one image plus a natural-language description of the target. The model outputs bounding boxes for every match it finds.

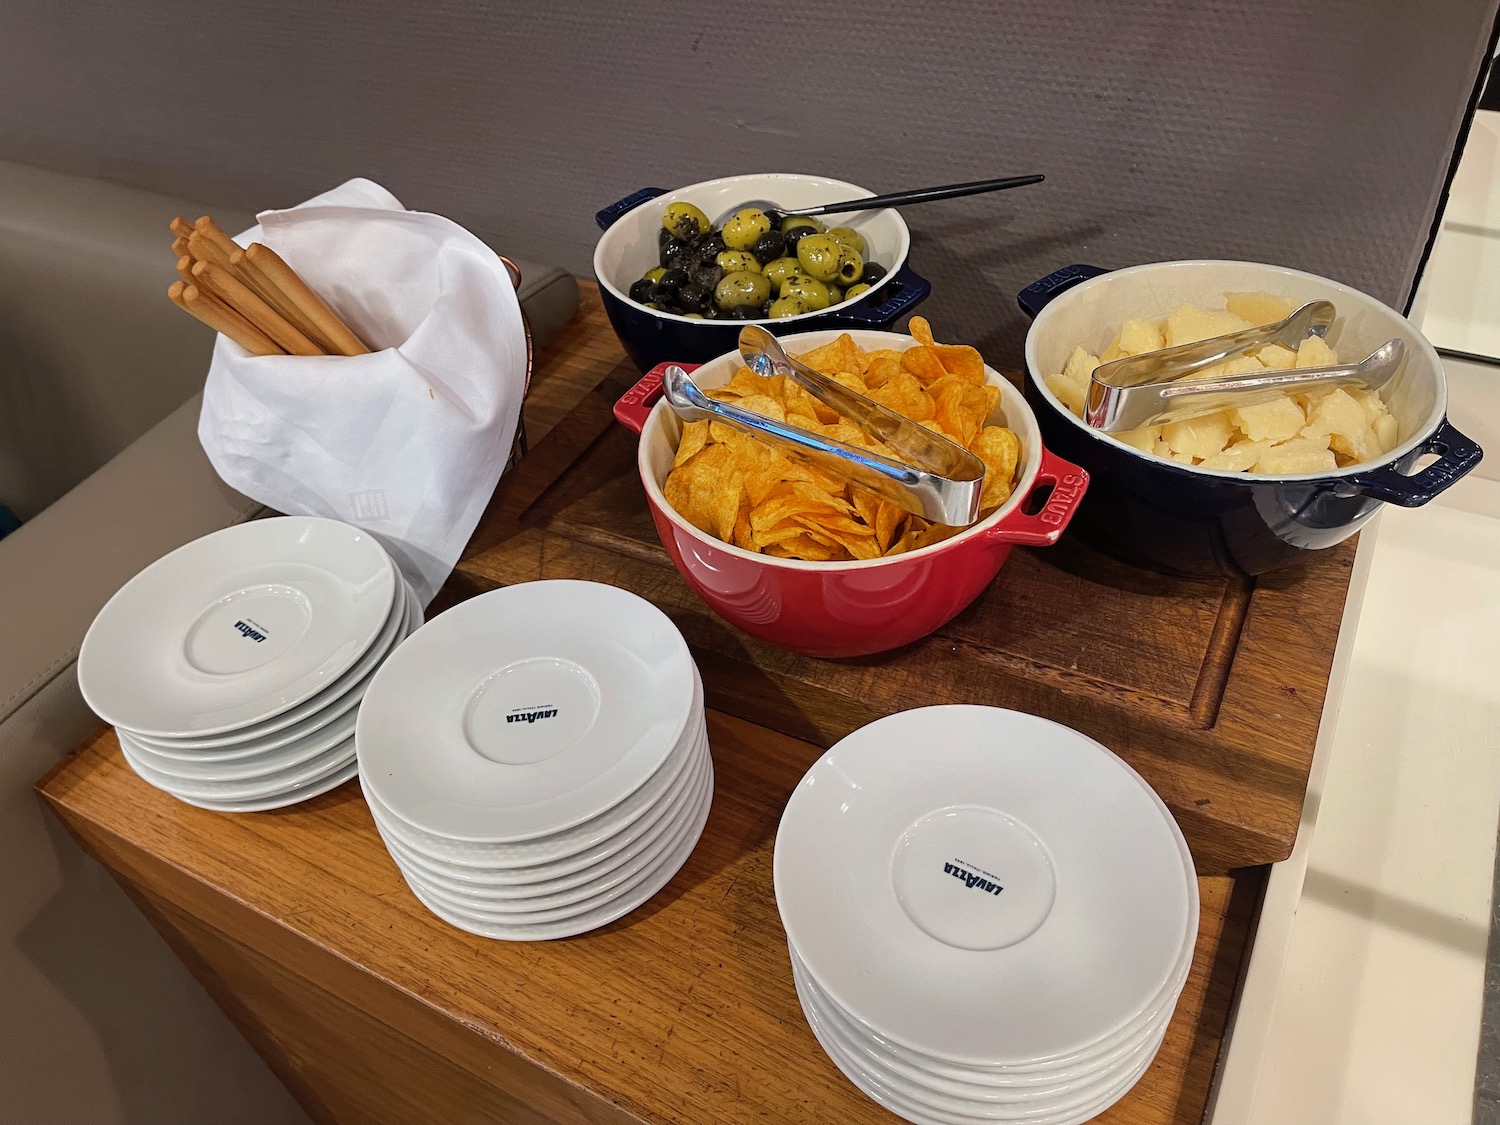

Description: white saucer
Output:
[363,698,705,873]
[126,579,417,751]
[792,950,1167,1112]
[798,969,1161,1125]
[774,706,1194,1066]
[372,740,709,896]
[406,759,713,941]
[81,518,397,737]
[162,759,360,814]
[359,584,697,841]
[121,708,357,781]
[396,757,711,918]
[120,734,355,802]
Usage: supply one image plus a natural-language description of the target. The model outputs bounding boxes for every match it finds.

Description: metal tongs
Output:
[661,325,986,525]
[1084,300,1406,432]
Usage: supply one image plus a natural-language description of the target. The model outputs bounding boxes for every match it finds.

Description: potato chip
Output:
[673,420,710,468]
[660,321,1020,561]
[900,345,948,384]
[972,427,1021,510]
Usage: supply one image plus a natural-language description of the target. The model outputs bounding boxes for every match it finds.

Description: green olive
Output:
[768,294,810,318]
[826,283,844,304]
[761,256,802,291]
[779,275,832,312]
[661,201,711,240]
[835,247,864,285]
[722,208,772,251]
[715,269,772,310]
[795,233,843,283]
[682,312,707,319]
[780,215,826,235]
[643,266,667,284]
[715,250,761,274]
[844,282,873,302]
[826,226,867,256]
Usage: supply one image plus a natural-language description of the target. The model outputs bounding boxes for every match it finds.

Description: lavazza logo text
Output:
[944,861,1003,896]
[234,620,267,643]
[507,707,559,724]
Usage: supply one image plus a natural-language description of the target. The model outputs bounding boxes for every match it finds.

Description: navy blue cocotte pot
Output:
[593,173,930,372]
[1017,261,1483,577]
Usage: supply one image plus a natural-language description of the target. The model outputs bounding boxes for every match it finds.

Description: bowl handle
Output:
[1343,417,1484,506]
[614,362,701,434]
[825,264,931,326]
[595,188,668,232]
[983,448,1090,546]
[1016,264,1111,320]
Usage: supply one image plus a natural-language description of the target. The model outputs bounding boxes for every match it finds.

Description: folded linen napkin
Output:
[198,178,526,605]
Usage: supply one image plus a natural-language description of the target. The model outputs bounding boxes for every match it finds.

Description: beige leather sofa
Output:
[0,160,578,1124]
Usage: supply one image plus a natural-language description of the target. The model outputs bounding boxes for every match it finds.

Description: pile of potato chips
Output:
[1045,292,1401,474]
[662,318,1021,561]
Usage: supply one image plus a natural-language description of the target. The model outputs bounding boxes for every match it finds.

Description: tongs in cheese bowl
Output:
[1085,299,1406,432]
[657,326,986,525]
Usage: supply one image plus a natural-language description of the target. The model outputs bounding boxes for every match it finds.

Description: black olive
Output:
[762,209,785,229]
[690,263,723,291]
[659,226,675,249]
[697,230,727,256]
[751,230,786,265]
[729,303,763,320]
[862,262,887,285]
[676,283,710,312]
[783,225,816,253]
[657,267,689,294]
[628,278,655,303]
[659,236,690,268]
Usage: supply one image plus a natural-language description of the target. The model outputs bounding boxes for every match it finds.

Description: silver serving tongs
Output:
[1084,300,1405,432]
[658,326,986,525]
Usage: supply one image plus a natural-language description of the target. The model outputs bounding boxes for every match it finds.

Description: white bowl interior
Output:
[638,329,1045,570]
[1024,260,1446,478]
[594,173,911,324]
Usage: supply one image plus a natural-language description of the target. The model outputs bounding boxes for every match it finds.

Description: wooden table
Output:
[41,285,1266,1125]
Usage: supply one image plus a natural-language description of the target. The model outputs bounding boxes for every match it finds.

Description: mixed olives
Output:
[627,202,888,320]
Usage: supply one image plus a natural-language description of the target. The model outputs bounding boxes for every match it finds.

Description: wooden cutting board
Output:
[452,329,1353,875]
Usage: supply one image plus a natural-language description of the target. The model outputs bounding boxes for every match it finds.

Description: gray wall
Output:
[1,0,1495,367]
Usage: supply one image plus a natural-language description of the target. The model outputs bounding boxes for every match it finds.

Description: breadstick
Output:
[191,259,322,356]
[176,255,195,286]
[228,247,336,352]
[171,236,190,259]
[169,217,195,240]
[194,215,242,260]
[170,281,282,356]
[245,243,369,356]
[187,230,232,267]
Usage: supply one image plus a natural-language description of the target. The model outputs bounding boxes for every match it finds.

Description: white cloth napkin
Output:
[198,178,527,605]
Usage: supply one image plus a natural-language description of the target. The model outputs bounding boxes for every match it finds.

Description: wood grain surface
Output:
[453,285,1355,873]
[40,717,1261,1125]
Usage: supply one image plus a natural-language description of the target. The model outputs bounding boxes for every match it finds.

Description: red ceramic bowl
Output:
[612,329,1089,658]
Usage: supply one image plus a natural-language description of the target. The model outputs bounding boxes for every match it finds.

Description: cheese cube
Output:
[1162,412,1235,460]
[1061,346,1099,386]
[1165,305,1254,347]
[1295,335,1339,368]
[1118,317,1165,357]
[1252,439,1338,475]
[1226,292,1297,326]
[1373,413,1400,453]
[1153,439,1197,465]
[1350,387,1390,425]
[1045,373,1086,415]
[1201,440,1272,472]
[1190,355,1263,381]
[1254,343,1299,370]
[1302,388,1366,439]
[1230,396,1306,443]
[1115,425,1160,453]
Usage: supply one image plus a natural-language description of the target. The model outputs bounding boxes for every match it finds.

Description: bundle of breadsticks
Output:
[166,215,370,357]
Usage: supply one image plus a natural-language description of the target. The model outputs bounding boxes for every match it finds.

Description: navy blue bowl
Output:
[593,179,931,372]
[1018,263,1483,577]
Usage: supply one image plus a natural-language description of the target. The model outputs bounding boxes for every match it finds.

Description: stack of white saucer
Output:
[78,516,419,812]
[356,579,712,941]
[775,706,1198,1125]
